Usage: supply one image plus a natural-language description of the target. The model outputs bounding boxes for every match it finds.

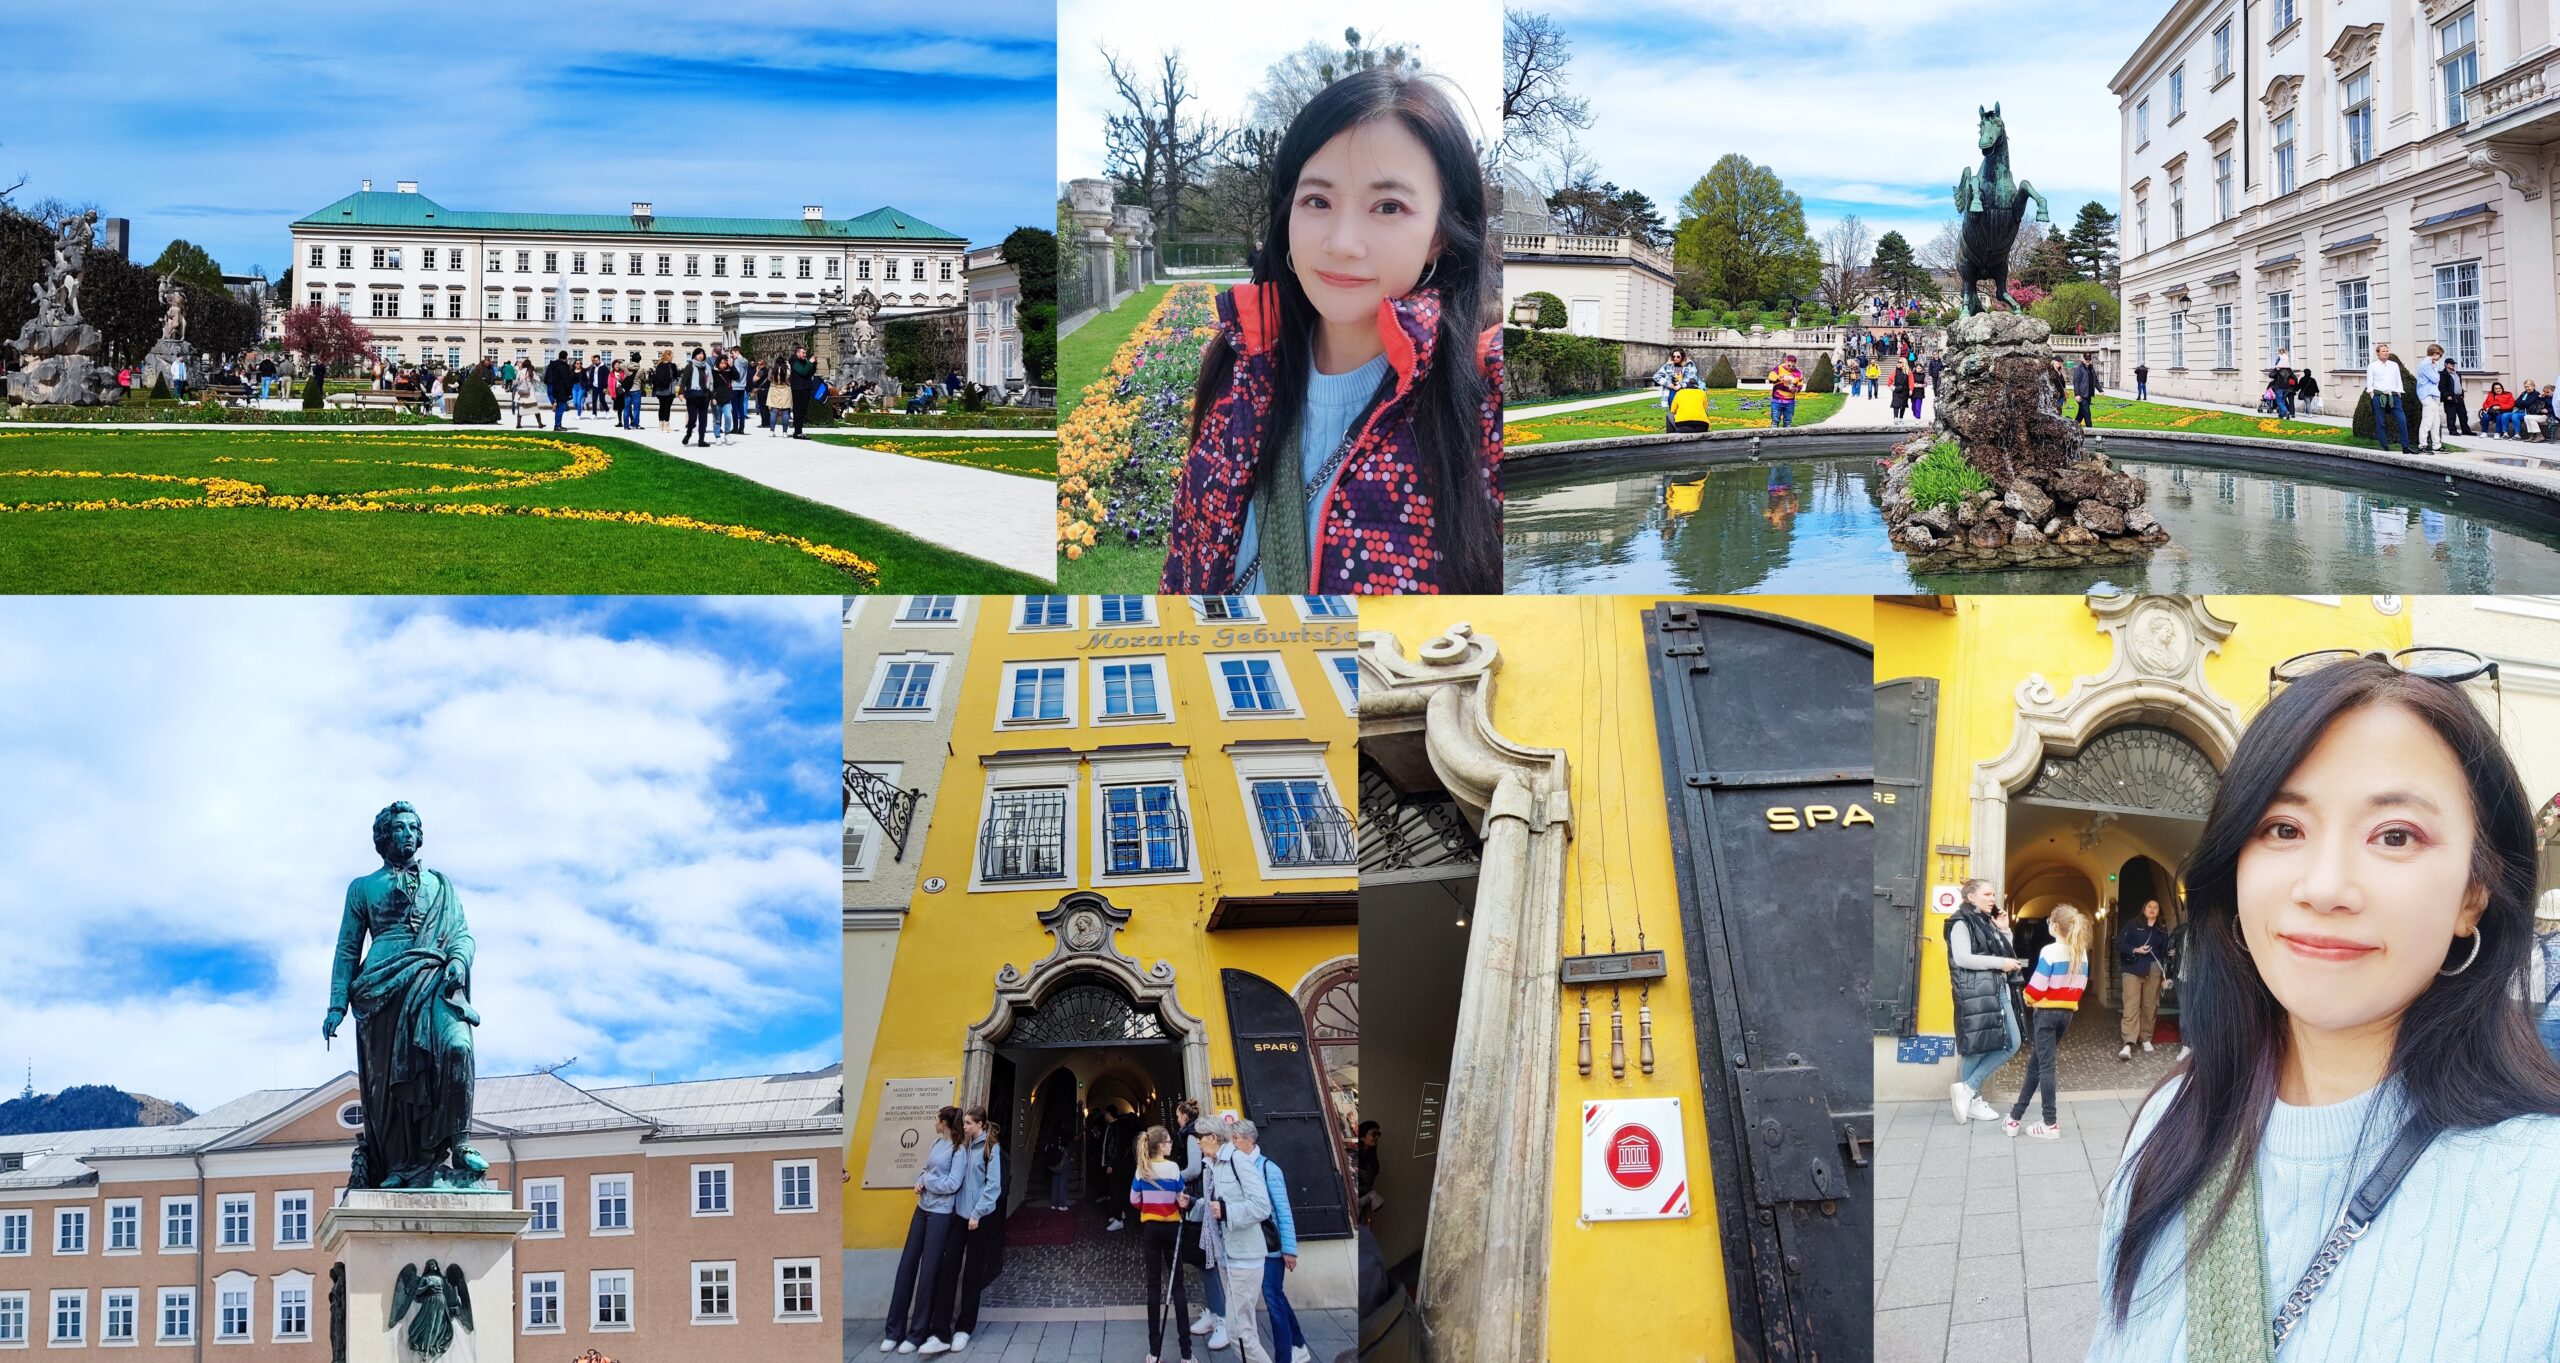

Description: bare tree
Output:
[1497,10,1591,166]
[1918,219,1963,273]
[1818,214,1873,312]
[1249,28,1421,131]
[1100,46,1232,240]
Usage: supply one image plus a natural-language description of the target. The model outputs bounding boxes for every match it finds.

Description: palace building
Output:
[842,595,1359,1319]
[1357,595,1872,1363]
[2111,0,2560,409]
[0,1067,842,1361]
[287,180,967,371]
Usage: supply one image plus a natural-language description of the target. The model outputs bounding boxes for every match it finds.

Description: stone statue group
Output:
[5,209,125,405]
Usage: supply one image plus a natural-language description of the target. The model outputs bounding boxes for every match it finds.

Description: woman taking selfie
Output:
[1160,64,1501,595]
[2091,652,2560,1361]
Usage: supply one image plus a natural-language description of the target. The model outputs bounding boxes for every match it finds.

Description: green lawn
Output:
[1505,391,1848,445]
[0,428,1046,593]
[814,434,1057,480]
[1059,534,1167,594]
[2083,396,2456,449]
[1061,283,1177,405]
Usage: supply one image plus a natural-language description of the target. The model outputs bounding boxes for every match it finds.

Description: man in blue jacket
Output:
[1232,1121,1311,1363]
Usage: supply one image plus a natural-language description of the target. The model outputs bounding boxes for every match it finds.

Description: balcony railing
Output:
[1501,231,1676,275]
[980,790,1067,883]
[1260,802,1358,868]
[2467,47,2559,129]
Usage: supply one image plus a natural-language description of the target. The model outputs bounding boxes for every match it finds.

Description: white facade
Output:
[963,244,1025,391]
[287,181,968,371]
[2112,0,2560,408]
[1501,232,1678,344]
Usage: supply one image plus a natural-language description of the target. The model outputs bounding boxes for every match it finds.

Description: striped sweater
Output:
[1131,1158,1185,1223]
[2023,941,2089,1008]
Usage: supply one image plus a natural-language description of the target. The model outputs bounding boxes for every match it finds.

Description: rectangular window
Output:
[102,1290,134,1342]
[310,289,324,309]
[1103,784,1187,874]
[2136,98,2150,146]
[2215,304,2234,368]
[693,1263,734,1322]
[771,255,786,278]
[309,244,323,268]
[158,1288,191,1342]
[369,290,396,319]
[857,257,872,279]
[600,252,615,275]
[656,254,672,277]
[776,1160,817,1212]
[826,257,842,279]
[593,1175,631,1232]
[2275,0,2296,26]
[488,250,502,273]
[448,248,462,271]
[742,255,758,278]
[941,258,956,281]
[2274,114,2298,195]
[107,1200,138,1252]
[1330,654,1361,703]
[163,1198,195,1250]
[1006,665,1070,722]
[1219,658,1286,712]
[1254,779,1354,867]
[685,253,701,277]
[514,250,530,273]
[629,252,644,275]
[543,293,558,323]
[0,1293,21,1344]
[1301,595,1356,618]
[486,292,502,321]
[541,251,557,273]
[1098,595,1152,624]
[572,251,587,274]
[871,660,937,710]
[2170,180,2185,239]
[912,259,928,281]
[571,296,588,323]
[419,292,435,320]
[49,1291,81,1344]
[713,254,729,277]
[2136,198,2149,254]
[524,1178,562,1235]
[371,246,388,269]
[55,1208,85,1254]
[1100,661,1162,718]
[2213,21,2232,81]
[216,1284,247,1339]
[524,1274,563,1331]
[516,295,531,322]
[900,595,958,622]
[446,294,462,320]
[798,256,814,279]
[218,1194,251,1248]
[2442,11,2479,125]
[2267,292,2294,365]
[600,296,615,323]
[2169,309,2188,368]
[981,789,1068,882]
[2214,152,2233,221]
[2338,279,2372,358]
[778,1260,819,1318]
[656,298,671,324]
[684,298,699,325]
[2345,71,2375,166]
[1197,595,1257,621]
[276,1283,308,1338]
[591,1272,631,1329]
[2435,261,2482,370]
[339,246,354,269]
[2169,64,2185,119]
[1019,595,1071,629]
[693,1166,732,1216]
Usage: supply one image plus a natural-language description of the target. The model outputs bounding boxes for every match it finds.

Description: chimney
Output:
[361,179,373,192]
[632,202,654,226]
[803,205,824,222]
[396,180,418,194]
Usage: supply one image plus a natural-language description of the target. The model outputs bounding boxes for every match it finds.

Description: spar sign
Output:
[1580,1096,1691,1221]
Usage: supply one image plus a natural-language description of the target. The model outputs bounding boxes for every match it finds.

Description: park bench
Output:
[328,387,431,414]
[204,380,254,408]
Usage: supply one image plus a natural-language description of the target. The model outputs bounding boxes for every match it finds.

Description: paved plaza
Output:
[847,1308,1355,1362]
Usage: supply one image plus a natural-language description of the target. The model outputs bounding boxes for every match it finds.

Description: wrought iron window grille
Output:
[981,789,1069,882]
[1255,784,1358,867]
[1101,786,1190,875]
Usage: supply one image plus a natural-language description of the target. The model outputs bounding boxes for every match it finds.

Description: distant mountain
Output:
[0,1085,196,1136]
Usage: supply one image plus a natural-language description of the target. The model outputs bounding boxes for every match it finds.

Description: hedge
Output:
[1500,327,1623,401]
[1807,353,1836,394]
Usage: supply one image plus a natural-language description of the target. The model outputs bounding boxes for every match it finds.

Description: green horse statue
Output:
[1953,104,2051,317]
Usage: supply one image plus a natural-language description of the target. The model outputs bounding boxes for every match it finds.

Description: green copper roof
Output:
[293,191,965,242]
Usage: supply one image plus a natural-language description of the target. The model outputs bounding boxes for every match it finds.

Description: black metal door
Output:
[1221,969,1351,1238]
[1646,603,1874,1363]
[1874,677,1937,1036]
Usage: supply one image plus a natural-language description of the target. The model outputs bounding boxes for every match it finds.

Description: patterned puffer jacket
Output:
[1159,281,1503,594]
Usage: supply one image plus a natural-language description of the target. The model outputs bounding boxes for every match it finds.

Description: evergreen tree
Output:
[2018,232,2080,290]
[1806,352,1836,394]
[451,369,499,424]
[149,238,226,293]
[1868,231,1933,299]
[2063,201,2120,284]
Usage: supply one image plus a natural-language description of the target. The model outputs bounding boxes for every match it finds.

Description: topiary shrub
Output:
[1705,355,1738,389]
[1519,291,1568,330]
[302,372,325,410]
[2351,357,2418,442]
[1907,439,1991,512]
[1807,353,1836,394]
[451,370,500,424]
[149,373,171,400]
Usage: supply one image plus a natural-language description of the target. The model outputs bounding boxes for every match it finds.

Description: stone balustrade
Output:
[1501,231,1675,275]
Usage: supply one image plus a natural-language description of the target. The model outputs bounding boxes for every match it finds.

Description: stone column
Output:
[1069,179,1118,307]
[320,1190,531,1363]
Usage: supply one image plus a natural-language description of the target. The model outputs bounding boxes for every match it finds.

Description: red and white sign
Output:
[1581,1097,1691,1221]
[1931,884,1963,916]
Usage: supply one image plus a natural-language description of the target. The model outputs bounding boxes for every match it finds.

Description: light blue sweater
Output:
[2089,1076,2560,1361]
[1238,350,1391,592]
[913,1138,966,1215]
[953,1133,1002,1220]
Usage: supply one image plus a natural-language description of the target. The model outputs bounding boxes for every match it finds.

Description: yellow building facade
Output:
[1872,594,2413,1101]
[842,595,1361,1314]
[1358,595,1873,1363]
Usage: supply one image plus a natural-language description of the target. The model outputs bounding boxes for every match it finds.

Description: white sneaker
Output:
[951,1333,970,1351]
[2027,1123,2063,1141]
[920,1340,951,1357]
[1206,1325,1230,1351]
[1105,1218,1125,1232]
[898,1345,918,1356]
[2002,1117,2022,1137]
[1190,1311,1215,1336]
[2118,1044,2132,1061]
[1949,1080,1971,1122]
[2142,1040,2155,1053]
[880,1342,897,1354]
[1294,1349,1314,1363]
[1968,1097,1999,1121]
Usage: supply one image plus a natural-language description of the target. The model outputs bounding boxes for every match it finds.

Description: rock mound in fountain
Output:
[1879,312,2167,566]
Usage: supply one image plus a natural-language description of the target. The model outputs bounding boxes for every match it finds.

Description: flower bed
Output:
[5,401,444,425]
[1057,283,1218,562]
[833,410,1057,431]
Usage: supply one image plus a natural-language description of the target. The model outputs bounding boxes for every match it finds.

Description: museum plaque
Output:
[861,1078,955,1189]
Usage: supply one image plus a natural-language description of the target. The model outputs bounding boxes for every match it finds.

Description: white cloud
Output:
[0,598,841,1109]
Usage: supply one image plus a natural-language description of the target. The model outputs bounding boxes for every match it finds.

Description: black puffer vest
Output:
[1946,906,2017,1056]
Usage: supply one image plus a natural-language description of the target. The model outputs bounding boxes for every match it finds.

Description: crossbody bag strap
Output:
[2268,1119,2436,1351]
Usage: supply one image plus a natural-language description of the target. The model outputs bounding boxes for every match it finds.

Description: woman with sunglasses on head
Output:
[2091,650,2560,1361]
[1160,65,1502,596]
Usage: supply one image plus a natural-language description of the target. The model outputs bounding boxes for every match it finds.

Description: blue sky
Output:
[0,0,1054,279]
[1536,0,2162,256]
[0,597,844,1110]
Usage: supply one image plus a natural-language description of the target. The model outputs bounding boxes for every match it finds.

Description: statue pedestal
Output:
[137,338,198,394]
[320,1190,529,1363]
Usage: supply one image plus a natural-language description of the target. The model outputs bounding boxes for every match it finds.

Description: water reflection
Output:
[1504,453,2560,594]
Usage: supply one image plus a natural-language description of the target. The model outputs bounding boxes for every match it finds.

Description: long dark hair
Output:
[966,1105,1002,1169]
[937,1104,965,1152]
[1189,64,1498,592]
[2106,659,2560,1323]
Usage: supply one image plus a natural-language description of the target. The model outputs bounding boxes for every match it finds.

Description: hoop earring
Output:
[2230,919,2252,956]
[1416,257,1439,290]
[1286,251,1296,274]
[2439,928,2483,977]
